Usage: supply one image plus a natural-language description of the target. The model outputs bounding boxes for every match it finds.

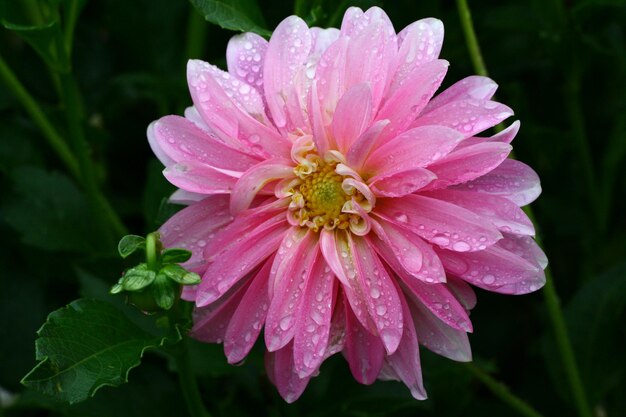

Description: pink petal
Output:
[265,342,311,403]
[319,230,377,334]
[184,106,214,135]
[324,292,347,359]
[223,257,273,364]
[363,125,463,177]
[196,215,289,306]
[191,281,249,343]
[391,18,444,95]
[230,159,294,214]
[308,81,331,154]
[424,76,498,113]
[163,161,237,194]
[340,7,366,35]
[414,98,513,138]
[446,276,477,311]
[293,255,337,378]
[188,59,267,126]
[159,195,232,272]
[408,298,472,362]
[187,60,289,158]
[436,244,546,294]
[202,198,288,262]
[168,189,206,205]
[369,167,437,197]
[375,194,502,252]
[384,291,427,400]
[423,142,513,190]
[496,233,548,269]
[153,115,261,172]
[346,120,390,171]
[147,121,175,166]
[424,189,535,236]
[310,27,340,56]
[265,230,318,351]
[457,120,520,149]
[343,297,385,385]
[315,36,349,124]
[267,227,310,296]
[368,218,446,284]
[452,159,542,206]
[263,16,312,132]
[343,14,396,109]
[350,235,404,354]
[227,32,268,91]
[376,59,449,140]
[488,120,520,144]
[398,277,472,332]
[332,84,373,153]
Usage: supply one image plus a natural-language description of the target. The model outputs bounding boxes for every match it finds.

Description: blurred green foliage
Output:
[0,0,625,416]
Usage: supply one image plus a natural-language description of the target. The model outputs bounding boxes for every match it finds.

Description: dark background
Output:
[1,0,625,416]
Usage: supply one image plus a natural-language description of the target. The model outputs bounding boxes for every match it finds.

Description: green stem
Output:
[456,2,593,417]
[184,7,208,60]
[327,0,350,28]
[456,0,488,77]
[0,53,80,179]
[174,338,211,417]
[564,58,602,231]
[63,0,81,57]
[465,364,545,417]
[58,73,128,240]
[294,0,310,17]
[146,232,159,271]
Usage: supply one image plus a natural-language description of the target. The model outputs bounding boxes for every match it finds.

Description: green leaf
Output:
[189,0,271,37]
[117,235,146,258]
[152,275,178,310]
[1,20,69,72]
[122,264,156,291]
[564,262,626,403]
[160,264,201,285]
[21,299,167,404]
[3,166,98,252]
[161,248,192,264]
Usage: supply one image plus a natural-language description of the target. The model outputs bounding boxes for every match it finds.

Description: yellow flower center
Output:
[288,151,374,232]
[294,159,352,230]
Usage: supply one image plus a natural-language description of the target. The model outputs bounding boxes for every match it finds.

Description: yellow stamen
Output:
[290,156,353,231]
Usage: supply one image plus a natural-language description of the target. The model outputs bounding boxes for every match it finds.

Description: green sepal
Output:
[117,234,146,258]
[152,274,178,310]
[121,264,156,291]
[160,264,201,285]
[109,282,124,294]
[126,289,159,313]
[161,248,192,264]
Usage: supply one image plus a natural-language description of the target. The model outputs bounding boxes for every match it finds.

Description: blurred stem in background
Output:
[464,364,544,417]
[0,0,128,245]
[456,2,593,417]
[0,54,80,178]
[185,6,208,60]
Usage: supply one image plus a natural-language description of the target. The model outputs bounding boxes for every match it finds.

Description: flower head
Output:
[149,6,546,402]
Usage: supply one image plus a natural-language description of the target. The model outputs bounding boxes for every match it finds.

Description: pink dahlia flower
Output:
[149,7,547,402]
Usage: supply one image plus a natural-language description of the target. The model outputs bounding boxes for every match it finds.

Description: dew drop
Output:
[482,274,496,285]
[452,241,471,252]
[376,305,387,316]
[279,315,293,330]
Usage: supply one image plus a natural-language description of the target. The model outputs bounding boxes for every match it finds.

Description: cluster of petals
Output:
[148,7,547,402]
